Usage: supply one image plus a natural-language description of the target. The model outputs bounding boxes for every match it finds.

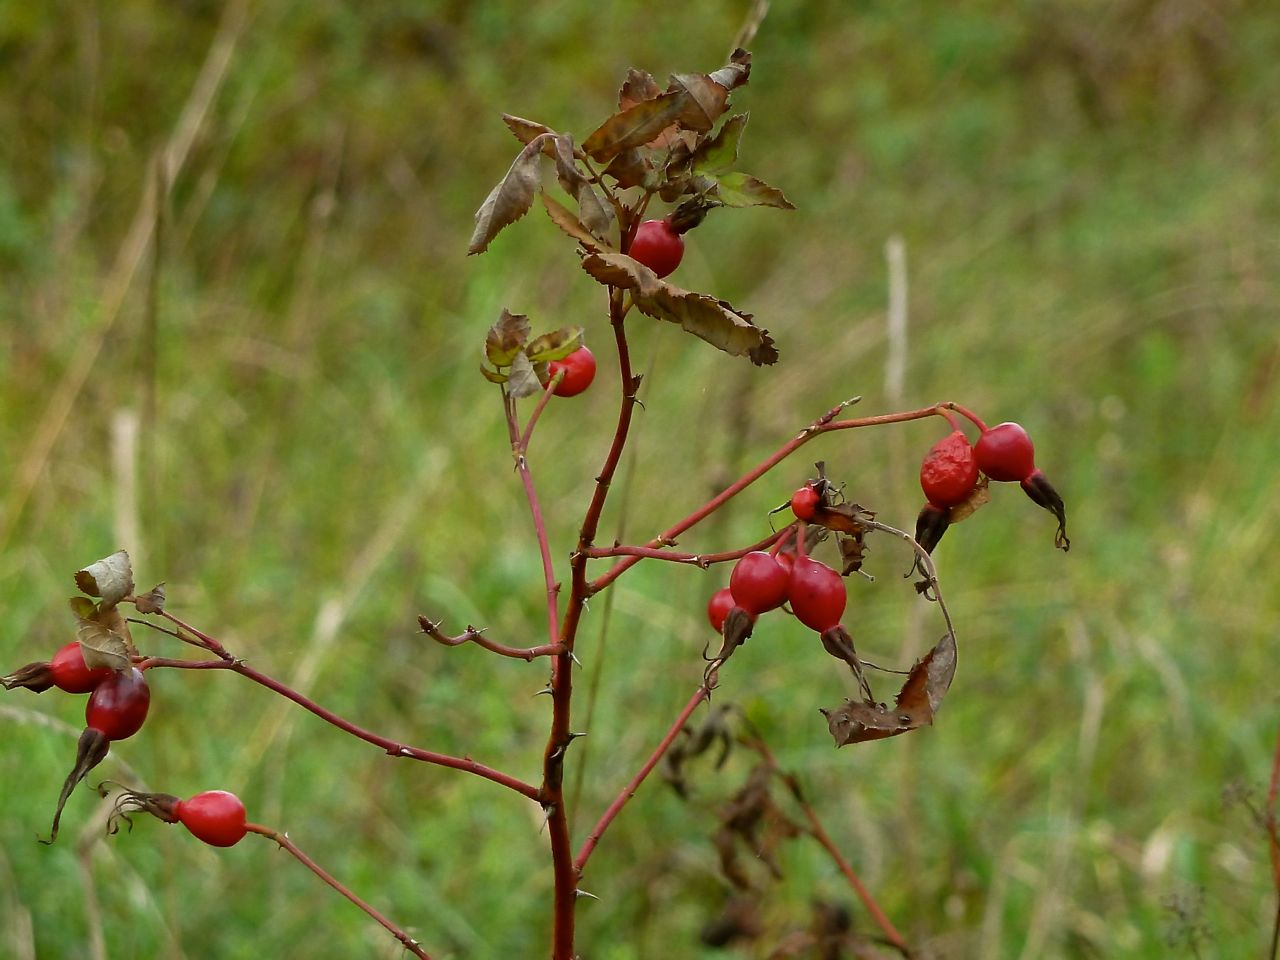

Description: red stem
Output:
[418,617,565,661]
[574,686,709,874]
[506,393,562,650]
[950,402,988,433]
[589,402,954,592]
[137,655,540,801]
[581,529,787,567]
[1268,723,1280,898]
[246,823,431,959]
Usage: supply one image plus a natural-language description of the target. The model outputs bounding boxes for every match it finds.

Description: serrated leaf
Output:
[552,135,614,240]
[712,172,795,210]
[468,136,549,255]
[618,69,662,110]
[135,583,166,615]
[506,352,543,399]
[526,326,584,363]
[541,192,614,253]
[582,92,689,163]
[502,114,557,150]
[821,633,957,746]
[485,309,532,366]
[667,73,731,132]
[693,113,748,175]
[580,253,778,365]
[75,551,134,607]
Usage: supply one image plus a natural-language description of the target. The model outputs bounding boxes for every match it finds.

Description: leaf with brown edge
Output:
[541,192,614,253]
[551,135,614,239]
[468,135,549,255]
[712,172,796,210]
[506,352,543,399]
[76,616,133,673]
[692,113,749,175]
[708,48,752,92]
[821,632,958,746]
[525,326,584,363]
[582,92,689,163]
[603,148,649,190]
[75,551,134,608]
[485,309,532,366]
[502,114,557,151]
[580,252,778,365]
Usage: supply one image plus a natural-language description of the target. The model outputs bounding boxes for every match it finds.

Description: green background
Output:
[1,1,1277,957]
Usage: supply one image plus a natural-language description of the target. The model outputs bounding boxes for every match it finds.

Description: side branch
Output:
[583,529,787,571]
[246,823,431,959]
[590,402,954,591]
[136,642,540,801]
[418,616,565,662]
[574,686,710,874]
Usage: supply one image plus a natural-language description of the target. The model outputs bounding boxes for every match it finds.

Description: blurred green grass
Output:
[2,1,1278,957]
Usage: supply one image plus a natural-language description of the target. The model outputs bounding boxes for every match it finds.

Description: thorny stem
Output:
[750,736,914,958]
[544,287,639,959]
[581,528,787,567]
[134,616,541,801]
[245,823,430,959]
[519,374,562,452]
[575,685,711,874]
[417,617,565,662]
[505,391,563,651]
[590,402,958,592]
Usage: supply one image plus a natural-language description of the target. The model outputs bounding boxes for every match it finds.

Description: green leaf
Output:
[468,136,549,255]
[693,113,748,175]
[579,253,778,365]
[484,309,532,366]
[712,172,796,210]
[526,326,584,363]
[480,365,508,385]
[582,92,689,163]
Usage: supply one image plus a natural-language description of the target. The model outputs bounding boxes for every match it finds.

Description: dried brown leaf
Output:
[708,49,753,91]
[618,69,662,110]
[551,135,614,239]
[76,614,134,673]
[822,632,957,746]
[949,475,990,524]
[485,309,532,366]
[602,148,649,189]
[582,91,689,163]
[502,114,557,150]
[75,550,134,607]
[135,583,166,615]
[506,352,543,399]
[540,192,614,253]
[668,72,732,132]
[580,252,778,365]
[468,136,548,255]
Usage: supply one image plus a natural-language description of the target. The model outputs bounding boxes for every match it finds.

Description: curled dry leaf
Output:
[541,193,614,253]
[582,92,689,164]
[580,252,778,365]
[551,135,614,240]
[502,114,557,150]
[821,632,958,746]
[485,309,532,367]
[135,583,166,615]
[468,135,549,255]
[76,614,134,673]
[948,475,990,524]
[505,352,544,400]
[525,326,584,363]
[75,550,134,608]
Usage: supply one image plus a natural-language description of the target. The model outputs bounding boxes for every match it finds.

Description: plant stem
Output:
[136,652,540,800]
[590,402,953,592]
[418,617,565,661]
[506,392,562,650]
[245,823,431,959]
[575,686,709,874]
[582,529,787,567]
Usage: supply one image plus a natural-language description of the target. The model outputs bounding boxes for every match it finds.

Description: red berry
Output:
[790,485,820,521]
[547,346,597,398]
[629,219,684,278]
[85,668,150,741]
[975,422,1036,482]
[707,588,736,633]
[775,549,796,577]
[49,642,114,694]
[175,790,248,847]
[919,430,979,508]
[788,557,847,632]
[730,552,791,616]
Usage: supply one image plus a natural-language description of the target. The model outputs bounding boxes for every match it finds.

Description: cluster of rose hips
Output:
[915,417,1069,571]
[2,642,247,847]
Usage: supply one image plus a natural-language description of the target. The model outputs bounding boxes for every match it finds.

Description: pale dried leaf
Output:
[580,253,778,365]
[668,73,731,132]
[552,135,614,240]
[75,550,134,607]
[468,136,548,255]
[76,618,133,672]
[708,49,752,91]
[506,352,543,399]
[135,583,166,615]
[502,114,557,150]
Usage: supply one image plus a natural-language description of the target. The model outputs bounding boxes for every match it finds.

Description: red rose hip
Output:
[975,422,1036,482]
[729,551,790,616]
[628,219,684,278]
[920,430,979,508]
[788,557,846,632]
